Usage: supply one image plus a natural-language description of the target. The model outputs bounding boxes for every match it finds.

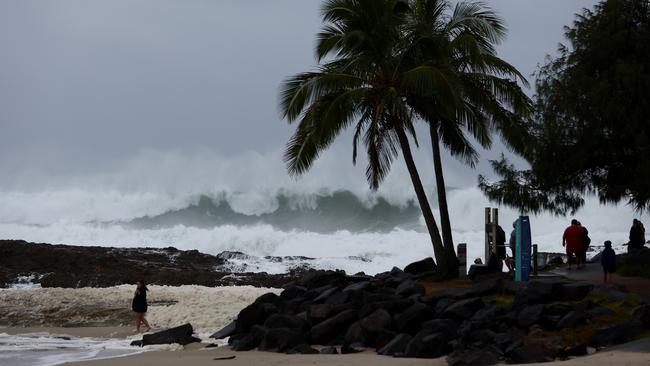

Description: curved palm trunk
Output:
[430,125,459,276]
[395,127,452,278]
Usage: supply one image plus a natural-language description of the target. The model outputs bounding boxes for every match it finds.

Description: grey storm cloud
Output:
[0,0,599,179]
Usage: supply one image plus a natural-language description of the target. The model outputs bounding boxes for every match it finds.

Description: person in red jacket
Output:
[563,219,585,270]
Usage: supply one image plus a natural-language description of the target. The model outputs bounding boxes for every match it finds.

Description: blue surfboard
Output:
[515,216,532,282]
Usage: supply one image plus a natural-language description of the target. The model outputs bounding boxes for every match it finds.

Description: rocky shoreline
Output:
[204,264,650,365]
[0,240,307,288]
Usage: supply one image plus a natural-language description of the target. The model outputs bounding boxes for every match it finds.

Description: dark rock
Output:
[447,347,500,366]
[395,279,425,297]
[405,330,448,358]
[254,292,282,306]
[139,323,200,346]
[341,343,364,354]
[280,286,307,300]
[467,264,494,281]
[556,311,586,329]
[587,306,617,318]
[470,305,497,323]
[433,297,456,315]
[129,340,143,347]
[342,281,371,292]
[235,302,278,334]
[360,308,392,334]
[359,299,412,318]
[592,284,631,302]
[558,344,588,358]
[344,322,364,345]
[469,329,497,345]
[308,304,335,324]
[557,283,592,302]
[286,344,319,354]
[264,314,308,331]
[324,291,351,306]
[230,325,267,351]
[443,298,485,320]
[493,332,521,353]
[517,304,544,328]
[312,287,339,303]
[513,280,559,307]
[297,270,347,289]
[210,320,236,339]
[404,257,436,275]
[632,304,650,328]
[204,343,219,348]
[589,322,645,347]
[311,309,358,345]
[509,342,555,363]
[320,346,339,354]
[395,303,435,334]
[377,333,412,356]
[259,327,308,352]
[422,318,459,339]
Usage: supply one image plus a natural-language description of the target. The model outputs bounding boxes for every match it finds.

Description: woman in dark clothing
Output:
[629,219,646,251]
[601,241,616,283]
[132,279,151,333]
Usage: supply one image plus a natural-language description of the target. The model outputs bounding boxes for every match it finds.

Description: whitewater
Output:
[1,149,647,274]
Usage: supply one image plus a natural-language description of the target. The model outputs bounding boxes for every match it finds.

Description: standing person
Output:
[132,279,151,333]
[629,219,646,252]
[563,219,584,270]
[577,221,590,268]
[601,240,616,283]
[485,223,507,272]
[505,221,516,273]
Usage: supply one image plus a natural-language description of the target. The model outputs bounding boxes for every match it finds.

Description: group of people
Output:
[562,219,591,270]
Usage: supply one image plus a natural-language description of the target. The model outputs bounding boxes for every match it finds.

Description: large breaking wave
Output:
[0,148,647,274]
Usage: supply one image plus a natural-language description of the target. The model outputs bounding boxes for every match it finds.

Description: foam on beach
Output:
[0,285,281,335]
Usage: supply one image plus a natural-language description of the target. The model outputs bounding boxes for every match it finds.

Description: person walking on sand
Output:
[563,219,584,270]
[132,279,151,333]
[601,240,616,283]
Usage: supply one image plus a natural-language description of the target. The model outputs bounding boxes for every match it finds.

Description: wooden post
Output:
[532,244,538,276]
[491,208,498,261]
[484,208,491,262]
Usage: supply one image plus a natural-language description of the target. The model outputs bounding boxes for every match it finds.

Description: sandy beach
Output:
[52,333,648,366]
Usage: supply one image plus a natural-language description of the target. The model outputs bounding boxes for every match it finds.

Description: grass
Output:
[617,253,650,278]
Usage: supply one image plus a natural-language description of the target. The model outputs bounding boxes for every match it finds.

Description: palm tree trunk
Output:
[395,127,452,278]
[430,124,459,276]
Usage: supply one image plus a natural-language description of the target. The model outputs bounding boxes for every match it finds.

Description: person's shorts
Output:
[603,265,616,274]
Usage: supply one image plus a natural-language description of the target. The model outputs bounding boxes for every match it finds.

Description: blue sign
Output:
[515,216,531,282]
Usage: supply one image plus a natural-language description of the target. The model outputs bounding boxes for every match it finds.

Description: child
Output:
[601,240,616,283]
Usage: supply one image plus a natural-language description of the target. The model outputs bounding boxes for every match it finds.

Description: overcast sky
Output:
[0,0,600,182]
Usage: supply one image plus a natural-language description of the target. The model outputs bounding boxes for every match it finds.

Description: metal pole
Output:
[492,208,499,269]
[532,244,538,276]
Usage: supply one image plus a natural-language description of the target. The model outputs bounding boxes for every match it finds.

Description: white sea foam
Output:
[0,285,280,334]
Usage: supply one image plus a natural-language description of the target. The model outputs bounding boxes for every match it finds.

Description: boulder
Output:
[324,291,352,306]
[341,343,364,354]
[509,342,555,363]
[589,322,645,347]
[312,287,339,303]
[395,279,425,297]
[443,298,485,320]
[404,257,436,275]
[421,318,460,339]
[632,304,650,328]
[556,311,586,329]
[513,280,561,307]
[320,346,339,354]
[258,327,308,352]
[517,304,545,328]
[297,270,347,289]
[359,299,412,318]
[586,306,616,318]
[405,330,449,358]
[210,320,236,339]
[286,344,319,354]
[230,325,267,351]
[235,302,278,334]
[342,281,372,292]
[447,347,501,366]
[264,314,308,331]
[360,308,392,334]
[311,309,358,345]
[344,322,364,345]
[557,283,592,302]
[377,333,412,356]
[280,286,307,300]
[395,303,435,334]
[137,323,200,346]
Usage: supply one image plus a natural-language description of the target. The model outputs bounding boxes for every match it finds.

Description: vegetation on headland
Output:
[279,0,530,278]
[480,0,650,214]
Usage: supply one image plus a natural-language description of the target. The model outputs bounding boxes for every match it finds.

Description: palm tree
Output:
[404,0,532,262]
[279,0,458,278]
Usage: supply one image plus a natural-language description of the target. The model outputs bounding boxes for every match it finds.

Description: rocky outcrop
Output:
[223,260,650,364]
[130,323,201,346]
[0,240,303,288]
